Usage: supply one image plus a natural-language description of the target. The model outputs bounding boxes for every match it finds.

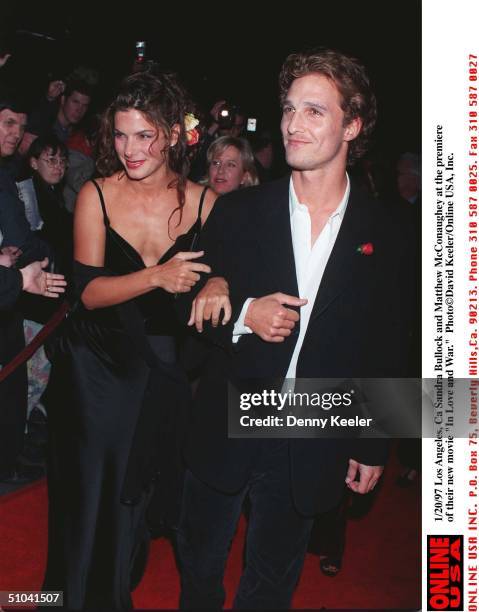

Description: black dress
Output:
[43,181,207,610]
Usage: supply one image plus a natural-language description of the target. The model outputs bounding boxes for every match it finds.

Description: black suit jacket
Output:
[182,176,417,515]
[0,266,22,310]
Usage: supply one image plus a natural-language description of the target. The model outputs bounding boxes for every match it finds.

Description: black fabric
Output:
[17,174,73,325]
[0,160,50,476]
[43,181,206,610]
[0,266,22,310]
[178,441,314,609]
[0,162,51,265]
[0,308,27,476]
[180,177,418,516]
[33,174,73,277]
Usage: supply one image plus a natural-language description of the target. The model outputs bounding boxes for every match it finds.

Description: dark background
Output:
[0,1,420,157]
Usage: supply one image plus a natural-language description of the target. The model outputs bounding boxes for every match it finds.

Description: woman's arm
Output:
[74,182,210,310]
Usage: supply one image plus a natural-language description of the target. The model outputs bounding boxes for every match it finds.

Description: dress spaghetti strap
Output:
[197,186,208,223]
[186,187,209,253]
[90,179,110,227]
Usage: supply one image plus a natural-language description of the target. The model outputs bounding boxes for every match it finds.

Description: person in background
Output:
[19,135,71,462]
[205,136,258,195]
[0,88,55,484]
[189,100,246,182]
[207,99,246,139]
[396,152,421,206]
[63,114,98,213]
[20,78,92,150]
[27,134,72,276]
[246,129,278,183]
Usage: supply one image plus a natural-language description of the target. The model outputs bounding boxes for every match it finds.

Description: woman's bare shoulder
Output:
[81,173,129,208]
[98,172,127,197]
[76,179,101,211]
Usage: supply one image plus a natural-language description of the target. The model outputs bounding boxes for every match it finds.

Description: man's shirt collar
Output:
[289,173,350,220]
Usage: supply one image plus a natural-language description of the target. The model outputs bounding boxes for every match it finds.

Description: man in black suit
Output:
[178,49,416,609]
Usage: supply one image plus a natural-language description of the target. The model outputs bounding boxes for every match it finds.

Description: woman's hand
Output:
[153,251,211,294]
[20,258,67,298]
[188,276,231,332]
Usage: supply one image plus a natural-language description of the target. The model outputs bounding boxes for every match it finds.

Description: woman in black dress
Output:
[43,69,216,610]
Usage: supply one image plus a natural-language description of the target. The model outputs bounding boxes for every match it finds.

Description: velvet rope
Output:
[0,301,70,383]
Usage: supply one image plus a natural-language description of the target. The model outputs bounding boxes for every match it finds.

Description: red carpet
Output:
[0,455,420,610]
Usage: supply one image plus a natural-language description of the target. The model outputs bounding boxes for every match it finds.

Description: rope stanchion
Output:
[0,301,70,383]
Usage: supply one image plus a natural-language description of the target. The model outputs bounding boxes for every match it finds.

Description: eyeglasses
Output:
[209,159,240,171]
[39,156,68,169]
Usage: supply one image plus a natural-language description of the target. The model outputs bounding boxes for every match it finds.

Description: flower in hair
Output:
[185,113,200,146]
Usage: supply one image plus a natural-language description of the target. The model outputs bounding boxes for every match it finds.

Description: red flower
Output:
[186,127,200,146]
[357,242,374,255]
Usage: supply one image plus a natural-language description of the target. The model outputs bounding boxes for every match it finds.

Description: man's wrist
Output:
[244,298,256,329]
[232,298,255,341]
[19,267,27,291]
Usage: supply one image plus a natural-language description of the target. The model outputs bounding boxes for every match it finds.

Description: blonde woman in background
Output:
[205,136,259,195]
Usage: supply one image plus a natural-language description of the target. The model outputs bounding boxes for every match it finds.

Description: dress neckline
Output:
[107,220,200,269]
[90,179,207,270]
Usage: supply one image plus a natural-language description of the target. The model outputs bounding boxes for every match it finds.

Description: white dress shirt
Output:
[234,174,350,379]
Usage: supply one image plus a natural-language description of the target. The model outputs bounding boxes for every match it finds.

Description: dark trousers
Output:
[177,440,314,610]
[0,313,27,476]
[308,493,348,561]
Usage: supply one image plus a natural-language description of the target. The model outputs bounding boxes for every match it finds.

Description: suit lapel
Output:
[309,183,374,322]
[255,177,299,297]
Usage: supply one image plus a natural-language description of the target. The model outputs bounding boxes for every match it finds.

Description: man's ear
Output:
[30,157,39,171]
[344,116,362,142]
[170,123,180,147]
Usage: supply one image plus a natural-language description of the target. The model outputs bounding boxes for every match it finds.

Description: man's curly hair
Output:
[279,48,377,165]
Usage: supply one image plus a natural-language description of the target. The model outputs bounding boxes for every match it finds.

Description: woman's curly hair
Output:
[97,66,193,214]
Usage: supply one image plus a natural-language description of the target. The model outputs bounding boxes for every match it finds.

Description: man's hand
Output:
[188,276,231,332]
[20,258,67,298]
[46,80,66,101]
[244,292,307,343]
[207,100,226,135]
[0,253,13,267]
[210,99,226,122]
[345,459,384,494]
[0,246,22,267]
[0,53,12,68]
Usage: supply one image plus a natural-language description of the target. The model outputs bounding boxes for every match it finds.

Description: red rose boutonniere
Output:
[185,113,200,146]
[357,242,374,255]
